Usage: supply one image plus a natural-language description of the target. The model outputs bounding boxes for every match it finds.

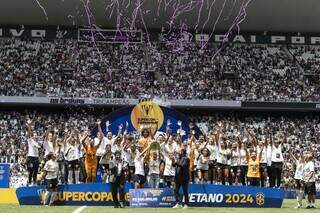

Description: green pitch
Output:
[0,200,318,213]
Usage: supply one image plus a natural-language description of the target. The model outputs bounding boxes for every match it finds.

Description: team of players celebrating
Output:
[26,119,316,208]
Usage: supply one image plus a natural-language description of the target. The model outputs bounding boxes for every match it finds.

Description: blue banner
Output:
[0,163,10,188]
[16,183,284,207]
[130,184,284,208]
[16,183,133,206]
[130,188,175,208]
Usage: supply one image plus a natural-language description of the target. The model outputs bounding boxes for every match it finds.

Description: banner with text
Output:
[16,183,284,207]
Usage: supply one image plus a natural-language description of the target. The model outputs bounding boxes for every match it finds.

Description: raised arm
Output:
[26,119,33,138]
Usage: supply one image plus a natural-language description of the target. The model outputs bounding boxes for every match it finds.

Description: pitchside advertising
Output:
[16,183,284,207]
[0,163,10,188]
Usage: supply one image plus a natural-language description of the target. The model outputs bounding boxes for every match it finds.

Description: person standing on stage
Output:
[303,153,316,209]
[172,147,190,209]
[246,145,264,187]
[26,119,42,186]
[290,151,305,209]
[43,152,59,206]
[109,151,127,208]
[270,132,285,188]
[82,124,103,183]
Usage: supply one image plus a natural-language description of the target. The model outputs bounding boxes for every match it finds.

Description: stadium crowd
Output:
[0,110,319,192]
[1,38,320,101]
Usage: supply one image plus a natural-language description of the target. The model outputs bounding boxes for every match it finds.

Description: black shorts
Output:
[247,177,260,186]
[260,163,268,171]
[46,178,58,190]
[208,160,216,168]
[217,163,229,170]
[164,175,175,183]
[133,174,146,185]
[304,182,316,195]
[27,156,39,169]
[67,159,79,170]
[231,166,240,173]
[295,179,303,189]
[100,163,109,172]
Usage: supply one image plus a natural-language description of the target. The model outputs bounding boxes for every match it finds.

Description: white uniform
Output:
[149,159,160,175]
[303,161,315,183]
[27,138,40,157]
[43,140,55,157]
[65,144,80,161]
[257,146,267,164]
[294,160,304,180]
[230,149,240,167]
[44,159,59,179]
[95,137,107,157]
[163,156,175,176]
[271,145,284,162]
[197,155,209,170]
[134,154,145,176]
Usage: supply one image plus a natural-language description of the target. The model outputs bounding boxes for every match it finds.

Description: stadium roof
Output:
[0,0,319,33]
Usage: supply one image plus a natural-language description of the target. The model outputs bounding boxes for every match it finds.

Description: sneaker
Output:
[295,205,301,209]
[173,204,181,209]
[306,206,311,209]
[182,205,189,209]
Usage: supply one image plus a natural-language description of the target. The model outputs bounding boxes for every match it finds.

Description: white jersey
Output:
[217,148,230,165]
[257,146,267,164]
[230,149,240,167]
[134,154,145,176]
[123,149,136,167]
[303,161,315,183]
[65,143,80,161]
[44,159,59,179]
[206,144,216,161]
[27,138,40,157]
[266,145,272,166]
[294,160,304,180]
[239,148,247,166]
[149,159,160,175]
[271,145,284,162]
[197,155,209,170]
[95,137,107,157]
[163,156,175,176]
[43,140,55,157]
[161,142,178,155]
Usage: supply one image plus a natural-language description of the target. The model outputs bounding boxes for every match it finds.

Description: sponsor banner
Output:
[284,190,320,199]
[0,163,10,188]
[1,26,320,44]
[130,188,175,208]
[130,184,284,208]
[16,183,133,206]
[16,183,284,207]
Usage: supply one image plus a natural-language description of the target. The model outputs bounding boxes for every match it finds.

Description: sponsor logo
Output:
[130,101,164,131]
[256,193,265,206]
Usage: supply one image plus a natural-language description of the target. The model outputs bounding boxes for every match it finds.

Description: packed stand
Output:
[289,45,320,74]
[1,38,320,101]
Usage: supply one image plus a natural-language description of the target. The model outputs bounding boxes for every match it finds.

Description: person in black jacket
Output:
[109,151,127,208]
[172,147,190,209]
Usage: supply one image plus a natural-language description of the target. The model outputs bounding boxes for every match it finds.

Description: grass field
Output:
[0,200,318,213]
